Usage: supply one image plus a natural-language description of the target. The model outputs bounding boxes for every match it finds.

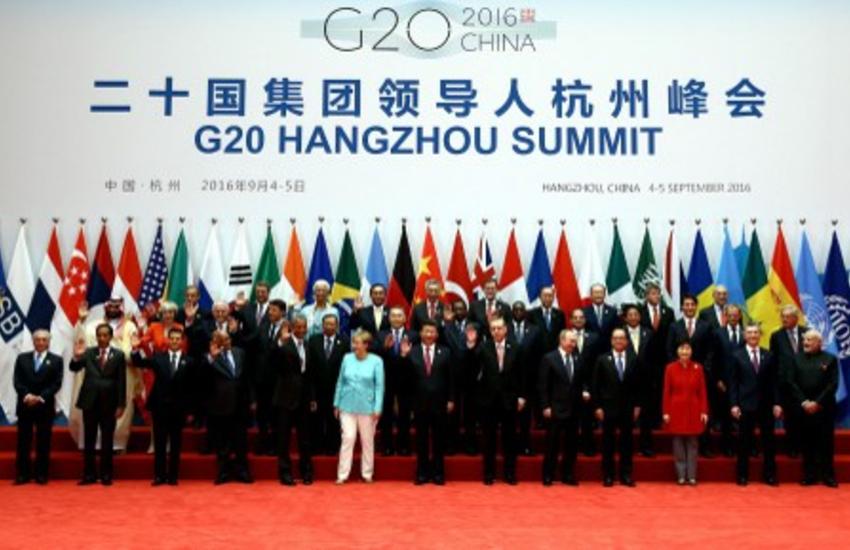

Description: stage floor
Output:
[3,480,848,548]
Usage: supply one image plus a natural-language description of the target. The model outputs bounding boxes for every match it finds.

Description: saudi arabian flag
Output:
[632,226,661,300]
[165,228,192,307]
[331,229,361,333]
[741,229,773,347]
[252,225,281,301]
[606,223,636,304]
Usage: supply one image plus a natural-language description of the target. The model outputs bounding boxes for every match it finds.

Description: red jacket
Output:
[663,360,708,435]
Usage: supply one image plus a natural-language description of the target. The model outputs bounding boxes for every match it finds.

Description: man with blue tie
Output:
[13,330,63,485]
[206,331,253,484]
[593,328,642,487]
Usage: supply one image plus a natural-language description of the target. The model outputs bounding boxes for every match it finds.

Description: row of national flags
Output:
[1,219,850,422]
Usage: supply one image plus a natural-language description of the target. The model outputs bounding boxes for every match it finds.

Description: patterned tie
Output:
[616,354,625,381]
[424,345,433,377]
[99,349,108,370]
[170,352,178,374]
[393,329,401,355]
[496,343,505,372]
[325,337,334,359]
[34,353,43,373]
[564,354,572,381]
[789,330,798,353]
[652,305,660,330]
[751,349,760,373]
[428,302,435,320]
[227,351,236,376]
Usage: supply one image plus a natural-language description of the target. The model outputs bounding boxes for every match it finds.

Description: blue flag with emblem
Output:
[822,230,850,421]
[0,243,31,423]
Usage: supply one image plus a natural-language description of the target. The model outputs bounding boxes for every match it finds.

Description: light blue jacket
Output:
[334,352,385,415]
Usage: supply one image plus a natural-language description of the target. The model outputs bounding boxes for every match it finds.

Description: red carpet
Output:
[2,480,849,548]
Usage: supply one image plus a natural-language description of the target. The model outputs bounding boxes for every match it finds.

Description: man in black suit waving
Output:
[729,324,782,486]
[273,315,317,485]
[349,283,390,336]
[307,313,349,455]
[13,330,62,485]
[538,329,590,486]
[593,328,642,487]
[582,283,619,352]
[70,323,126,486]
[466,315,525,485]
[375,306,417,456]
[468,278,511,333]
[206,330,253,484]
[404,319,455,485]
[131,326,196,485]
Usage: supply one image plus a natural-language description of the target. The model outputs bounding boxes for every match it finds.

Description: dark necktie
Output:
[616,354,625,380]
[751,349,760,373]
[564,354,572,381]
[545,309,551,330]
[325,337,334,359]
[171,352,179,374]
[99,349,107,370]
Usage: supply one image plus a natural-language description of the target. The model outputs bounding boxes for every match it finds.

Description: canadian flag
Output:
[498,226,527,305]
[444,228,473,306]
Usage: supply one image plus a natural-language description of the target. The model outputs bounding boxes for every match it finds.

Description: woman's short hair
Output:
[159,301,178,314]
[351,328,373,347]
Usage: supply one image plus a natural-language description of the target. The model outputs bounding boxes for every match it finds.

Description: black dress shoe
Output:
[464,445,479,456]
[78,476,97,486]
[382,448,395,457]
[699,449,716,459]
[722,448,735,458]
[167,479,178,486]
[34,476,48,485]
[100,477,113,486]
[303,476,313,486]
[414,477,428,486]
[603,477,614,487]
[736,477,748,486]
[520,448,535,457]
[620,477,636,487]
[504,475,518,485]
[483,476,494,486]
[279,475,295,486]
[238,473,254,484]
[639,449,656,458]
[824,478,839,488]
[397,448,412,457]
[13,476,30,485]
[214,474,229,485]
[800,478,816,486]
[562,476,578,486]
[433,476,445,486]
[152,477,167,486]
[583,449,597,457]
[542,478,553,486]
[764,477,778,486]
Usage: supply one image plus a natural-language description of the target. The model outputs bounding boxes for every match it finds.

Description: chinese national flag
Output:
[552,227,582,321]
[413,224,444,304]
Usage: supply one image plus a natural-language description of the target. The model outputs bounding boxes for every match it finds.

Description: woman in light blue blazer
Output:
[334,329,385,483]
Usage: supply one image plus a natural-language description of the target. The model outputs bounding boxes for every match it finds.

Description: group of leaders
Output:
[13,277,839,488]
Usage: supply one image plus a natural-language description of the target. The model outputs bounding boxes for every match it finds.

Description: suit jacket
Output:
[538,349,586,419]
[375,327,419,387]
[574,329,601,367]
[13,351,63,415]
[528,306,567,351]
[729,346,779,413]
[131,350,196,413]
[666,317,713,364]
[712,324,746,386]
[582,303,620,350]
[251,318,284,384]
[410,300,446,333]
[406,343,455,414]
[788,350,838,410]
[469,339,524,410]
[272,338,315,411]
[307,332,350,397]
[511,320,544,394]
[769,325,808,382]
[349,305,390,336]
[468,298,511,332]
[624,325,653,366]
[639,302,675,369]
[592,350,642,419]
[204,346,252,417]
[70,346,127,411]
[243,301,271,332]
[698,304,725,330]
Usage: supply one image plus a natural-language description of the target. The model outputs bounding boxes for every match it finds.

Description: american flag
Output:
[139,224,169,308]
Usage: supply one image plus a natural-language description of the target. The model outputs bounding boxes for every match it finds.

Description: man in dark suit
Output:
[404,320,455,485]
[538,329,590,485]
[349,283,390,336]
[273,315,316,485]
[571,308,601,456]
[307,313,349,455]
[468,278,511,333]
[789,330,838,488]
[621,304,655,456]
[205,330,253,484]
[466,315,525,485]
[729,324,781,486]
[375,306,417,456]
[441,299,478,455]
[769,305,808,458]
[243,281,272,332]
[130,326,196,485]
[710,304,746,457]
[666,294,716,456]
[510,301,544,456]
[69,323,126,486]
[13,330,62,484]
[698,285,729,330]
[528,286,567,352]
[593,328,642,487]
[411,279,446,332]
[249,299,287,456]
[582,283,619,352]
[638,283,674,456]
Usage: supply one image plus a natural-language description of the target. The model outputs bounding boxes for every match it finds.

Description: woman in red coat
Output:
[663,341,708,485]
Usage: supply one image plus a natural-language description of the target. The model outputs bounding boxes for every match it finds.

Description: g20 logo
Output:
[323,7,452,52]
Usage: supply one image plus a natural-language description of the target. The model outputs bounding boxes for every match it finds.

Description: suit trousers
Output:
[542,416,579,481]
[277,404,313,479]
[152,408,185,481]
[16,403,54,479]
[208,413,249,477]
[338,412,377,481]
[737,408,776,480]
[82,401,117,479]
[480,404,517,479]
[601,412,634,480]
[800,409,835,481]
[414,408,447,479]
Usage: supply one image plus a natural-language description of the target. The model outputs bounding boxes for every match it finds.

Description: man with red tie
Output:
[69,323,127,486]
[403,320,455,485]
